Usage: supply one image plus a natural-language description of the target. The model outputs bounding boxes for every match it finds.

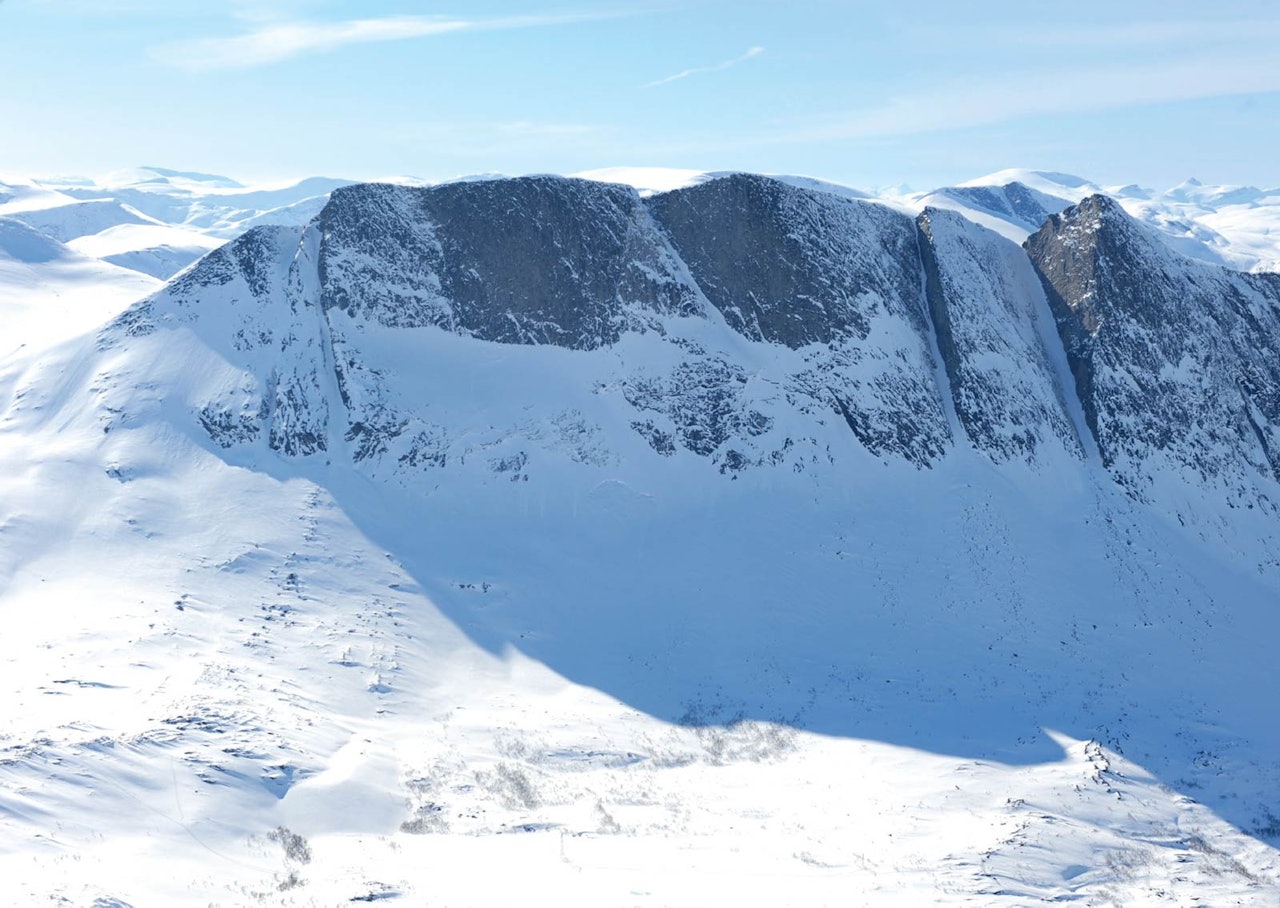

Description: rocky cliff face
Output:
[647,173,925,349]
[97,176,1280,512]
[1026,194,1280,503]
[648,174,952,466]
[318,178,702,349]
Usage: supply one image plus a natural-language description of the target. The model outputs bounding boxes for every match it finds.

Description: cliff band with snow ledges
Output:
[129,174,1280,509]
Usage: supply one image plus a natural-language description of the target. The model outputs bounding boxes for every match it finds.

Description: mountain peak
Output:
[958,168,1096,195]
[1027,190,1280,495]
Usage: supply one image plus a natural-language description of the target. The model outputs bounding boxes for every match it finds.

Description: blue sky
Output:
[2,0,1278,190]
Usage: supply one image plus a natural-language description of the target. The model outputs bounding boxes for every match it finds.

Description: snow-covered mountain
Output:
[915,168,1280,273]
[0,216,159,355]
[2,171,1279,905]
[0,167,351,282]
[0,167,353,359]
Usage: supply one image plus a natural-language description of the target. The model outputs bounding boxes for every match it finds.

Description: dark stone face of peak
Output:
[317,177,701,349]
[1024,195,1140,354]
[168,225,300,302]
[646,174,927,349]
[1022,194,1167,447]
[1027,195,1280,495]
[942,182,1061,234]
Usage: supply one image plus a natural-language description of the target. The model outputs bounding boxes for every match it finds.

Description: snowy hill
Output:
[0,169,353,364]
[0,169,352,284]
[1,173,1279,905]
[0,216,159,355]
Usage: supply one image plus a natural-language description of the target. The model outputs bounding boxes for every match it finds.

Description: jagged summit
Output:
[1027,194,1280,502]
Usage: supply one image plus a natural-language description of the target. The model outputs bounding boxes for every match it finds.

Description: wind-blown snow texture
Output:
[2,173,1280,905]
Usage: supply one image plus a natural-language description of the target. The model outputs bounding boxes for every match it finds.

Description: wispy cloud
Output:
[608,51,1280,164]
[767,53,1280,144]
[152,11,628,71]
[643,46,763,89]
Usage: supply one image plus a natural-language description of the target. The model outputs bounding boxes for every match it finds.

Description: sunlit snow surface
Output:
[0,169,350,356]
[0,168,1278,905]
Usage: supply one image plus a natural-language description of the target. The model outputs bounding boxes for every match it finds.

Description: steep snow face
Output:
[1026,196,1280,516]
[917,208,1082,464]
[125,224,335,458]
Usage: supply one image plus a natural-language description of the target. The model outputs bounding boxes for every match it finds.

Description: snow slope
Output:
[0,169,353,284]
[0,217,159,355]
[67,223,223,281]
[1,174,1279,906]
[0,169,354,362]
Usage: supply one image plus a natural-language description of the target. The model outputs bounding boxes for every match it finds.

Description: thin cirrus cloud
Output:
[763,52,1280,145]
[151,11,629,71]
[643,46,764,89]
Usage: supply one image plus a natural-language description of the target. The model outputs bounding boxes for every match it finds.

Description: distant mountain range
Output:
[0,166,352,279]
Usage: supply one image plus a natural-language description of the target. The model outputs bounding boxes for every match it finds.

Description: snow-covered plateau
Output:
[1,166,1279,906]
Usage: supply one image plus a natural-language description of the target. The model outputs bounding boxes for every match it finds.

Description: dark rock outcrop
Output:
[318,178,701,349]
[1026,195,1280,496]
[647,173,927,348]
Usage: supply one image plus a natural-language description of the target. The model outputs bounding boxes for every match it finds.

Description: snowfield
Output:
[0,167,1278,906]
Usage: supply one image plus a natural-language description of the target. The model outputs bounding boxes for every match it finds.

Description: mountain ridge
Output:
[139,173,1280,496]
[3,169,1280,905]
